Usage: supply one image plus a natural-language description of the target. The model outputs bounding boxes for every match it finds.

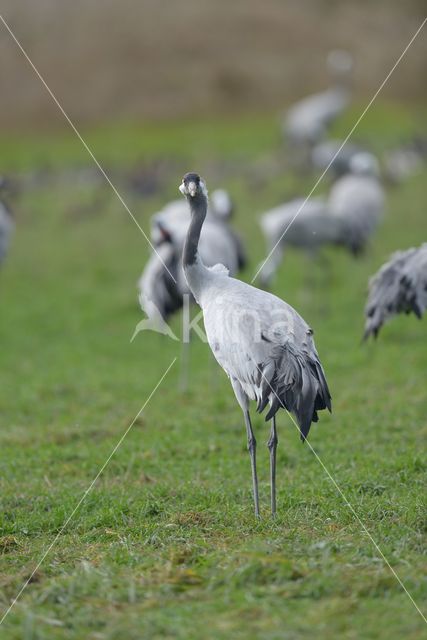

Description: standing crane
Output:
[258,152,384,287]
[364,243,427,339]
[283,50,353,168]
[179,173,331,517]
[258,196,340,287]
[328,152,385,254]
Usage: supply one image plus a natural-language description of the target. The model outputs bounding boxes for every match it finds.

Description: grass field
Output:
[0,104,426,639]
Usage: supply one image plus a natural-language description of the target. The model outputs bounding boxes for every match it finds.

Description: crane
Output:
[364,243,427,339]
[179,173,331,516]
[310,139,364,178]
[283,50,353,168]
[258,152,384,286]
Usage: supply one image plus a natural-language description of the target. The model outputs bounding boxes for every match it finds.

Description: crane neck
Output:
[332,74,351,95]
[183,193,207,270]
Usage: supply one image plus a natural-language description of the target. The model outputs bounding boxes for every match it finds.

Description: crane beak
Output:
[178,180,198,197]
[187,181,197,197]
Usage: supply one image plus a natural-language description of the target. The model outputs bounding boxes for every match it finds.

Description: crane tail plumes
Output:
[257,344,331,441]
[363,243,427,339]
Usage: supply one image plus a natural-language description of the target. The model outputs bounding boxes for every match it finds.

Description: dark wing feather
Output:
[139,246,182,321]
[259,342,331,441]
[364,244,427,339]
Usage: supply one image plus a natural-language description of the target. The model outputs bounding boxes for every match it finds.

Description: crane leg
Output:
[267,416,278,517]
[244,410,260,518]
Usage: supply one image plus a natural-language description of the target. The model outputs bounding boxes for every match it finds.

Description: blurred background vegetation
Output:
[0,0,426,129]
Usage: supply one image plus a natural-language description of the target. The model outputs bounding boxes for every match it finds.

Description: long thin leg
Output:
[244,410,260,518]
[267,416,278,517]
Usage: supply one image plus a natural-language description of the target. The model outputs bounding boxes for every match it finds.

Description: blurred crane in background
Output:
[282,50,353,169]
[138,188,246,317]
[383,136,427,184]
[364,243,427,339]
[310,139,366,178]
[327,152,385,254]
[258,152,384,287]
[0,178,14,268]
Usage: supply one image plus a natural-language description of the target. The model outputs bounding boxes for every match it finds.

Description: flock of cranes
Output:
[0,51,426,516]
[133,51,426,515]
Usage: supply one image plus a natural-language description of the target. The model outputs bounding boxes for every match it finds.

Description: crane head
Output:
[327,49,353,76]
[179,173,208,199]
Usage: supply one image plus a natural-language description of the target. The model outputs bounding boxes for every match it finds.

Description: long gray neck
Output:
[333,72,351,94]
[183,193,207,269]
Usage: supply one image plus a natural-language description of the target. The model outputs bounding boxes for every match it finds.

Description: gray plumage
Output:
[283,51,353,152]
[258,152,384,285]
[328,153,385,254]
[138,243,182,323]
[384,136,427,184]
[138,189,245,323]
[179,173,331,516]
[364,243,427,339]
[0,200,14,267]
[259,197,342,285]
[310,139,365,177]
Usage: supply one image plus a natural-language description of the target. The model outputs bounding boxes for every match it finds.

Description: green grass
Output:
[0,105,426,639]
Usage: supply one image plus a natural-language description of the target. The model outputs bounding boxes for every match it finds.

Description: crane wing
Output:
[203,282,331,439]
[364,243,427,338]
